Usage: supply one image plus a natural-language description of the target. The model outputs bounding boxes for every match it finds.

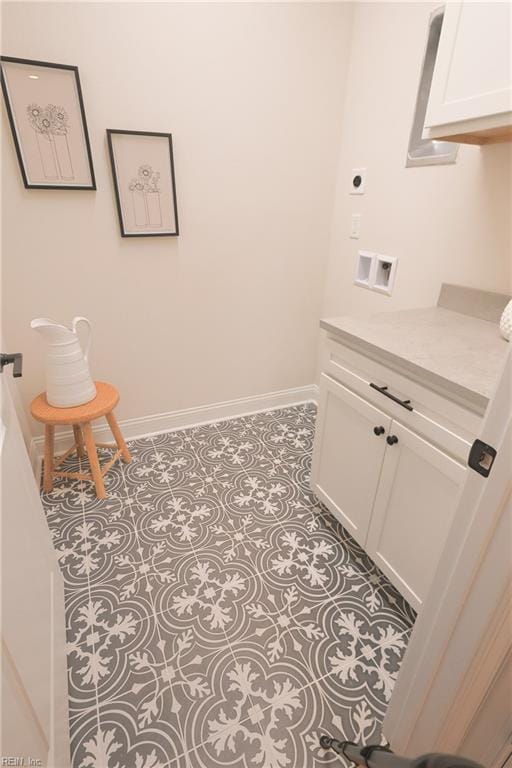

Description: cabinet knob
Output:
[373,426,385,436]
[386,435,399,446]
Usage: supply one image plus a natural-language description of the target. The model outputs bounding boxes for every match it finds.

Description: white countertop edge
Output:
[320,317,491,416]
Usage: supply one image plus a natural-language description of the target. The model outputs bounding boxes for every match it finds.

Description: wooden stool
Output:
[30,381,132,500]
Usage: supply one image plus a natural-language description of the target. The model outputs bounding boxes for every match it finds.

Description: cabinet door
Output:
[311,374,391,548]
[425,1,512,129]
[366,421,466,611]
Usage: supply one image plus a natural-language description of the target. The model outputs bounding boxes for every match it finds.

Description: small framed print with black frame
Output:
[107,129,179,237]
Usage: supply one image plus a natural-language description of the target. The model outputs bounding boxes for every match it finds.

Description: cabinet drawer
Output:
[324,336,480,464]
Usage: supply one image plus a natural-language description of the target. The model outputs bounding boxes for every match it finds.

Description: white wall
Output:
[322,2,512,321]
[1,1,354,436]
[3,2,511,441]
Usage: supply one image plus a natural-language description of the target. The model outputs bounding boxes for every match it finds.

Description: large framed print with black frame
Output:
[107,129,179,238]
[0,56,96,189]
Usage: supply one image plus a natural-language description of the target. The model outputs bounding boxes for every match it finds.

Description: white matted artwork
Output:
[0,57,96,189]
[107,130,179,237]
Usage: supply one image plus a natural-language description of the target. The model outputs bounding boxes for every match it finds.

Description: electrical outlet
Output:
[350,168,366,195]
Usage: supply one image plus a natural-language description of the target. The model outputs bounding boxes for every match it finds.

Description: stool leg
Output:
[73,424,85,459]
[106,410,132,464]
[43,424,55,493]
[82,421,107,499]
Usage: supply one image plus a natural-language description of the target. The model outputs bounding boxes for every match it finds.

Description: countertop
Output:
[321,306,509,412]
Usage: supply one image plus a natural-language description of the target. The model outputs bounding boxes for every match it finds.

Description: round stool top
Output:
[31,381,120,425]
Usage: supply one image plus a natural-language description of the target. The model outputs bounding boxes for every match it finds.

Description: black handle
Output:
[386,435,399,446]
[370,383,413,412]
[0,353,23,378]
[373,426,385,436]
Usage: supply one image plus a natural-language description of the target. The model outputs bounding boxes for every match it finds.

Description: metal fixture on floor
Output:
[318,736,484,768]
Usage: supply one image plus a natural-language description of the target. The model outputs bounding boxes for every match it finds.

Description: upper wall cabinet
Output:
[423,1,512,144]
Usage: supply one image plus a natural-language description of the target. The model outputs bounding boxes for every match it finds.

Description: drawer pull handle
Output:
[373,426,385,436]
[386,435,399,446]
[370,382,413,412]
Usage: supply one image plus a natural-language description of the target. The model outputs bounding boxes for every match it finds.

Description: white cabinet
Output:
[366,421,466,608]
[311,341,474,611]
[424,1,512,144]
[311,374,391,547]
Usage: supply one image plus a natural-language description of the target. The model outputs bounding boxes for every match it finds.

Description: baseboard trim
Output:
[30,383,318,480]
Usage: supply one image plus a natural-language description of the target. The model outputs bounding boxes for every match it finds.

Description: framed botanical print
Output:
[107,129,179,237]
[0,56,96,189]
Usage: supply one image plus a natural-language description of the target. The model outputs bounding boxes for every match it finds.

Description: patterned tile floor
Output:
[41,403,415,768]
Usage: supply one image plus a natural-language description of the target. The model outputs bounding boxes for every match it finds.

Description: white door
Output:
[425,1,512,128]
[366,420,466,611]
[384,350,512,761]
[0,376,70,766]
[311,373,391,547]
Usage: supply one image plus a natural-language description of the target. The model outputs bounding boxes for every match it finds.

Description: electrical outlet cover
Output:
[350,167,366,195]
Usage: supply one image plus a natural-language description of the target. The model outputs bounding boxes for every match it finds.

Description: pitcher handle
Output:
[72,317,92,361]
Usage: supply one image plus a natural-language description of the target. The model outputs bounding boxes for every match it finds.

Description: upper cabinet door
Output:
[424,1,512,140]
[310,374,391,548]
[366,420,466,611]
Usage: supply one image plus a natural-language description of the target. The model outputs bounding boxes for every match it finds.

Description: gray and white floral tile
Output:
[255,415,317,464]
[194,429,265,472]
[182,641,319,768]
[40,402,415,768]
[154,551,264,654]
[257,523,351,603]
[237,579,333,667]
[213,413,273,439]
[222,468,316,526]
[72,701,185,768]
[299,594,411,691]
[135,487,224,553]
[210,510,273,564]
[122,439,200,493]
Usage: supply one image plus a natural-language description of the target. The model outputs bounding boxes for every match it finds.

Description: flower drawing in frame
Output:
[1,56,95,189]
[107,130,179,238]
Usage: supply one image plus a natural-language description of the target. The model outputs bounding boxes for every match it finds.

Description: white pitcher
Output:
[31,316,97,407]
